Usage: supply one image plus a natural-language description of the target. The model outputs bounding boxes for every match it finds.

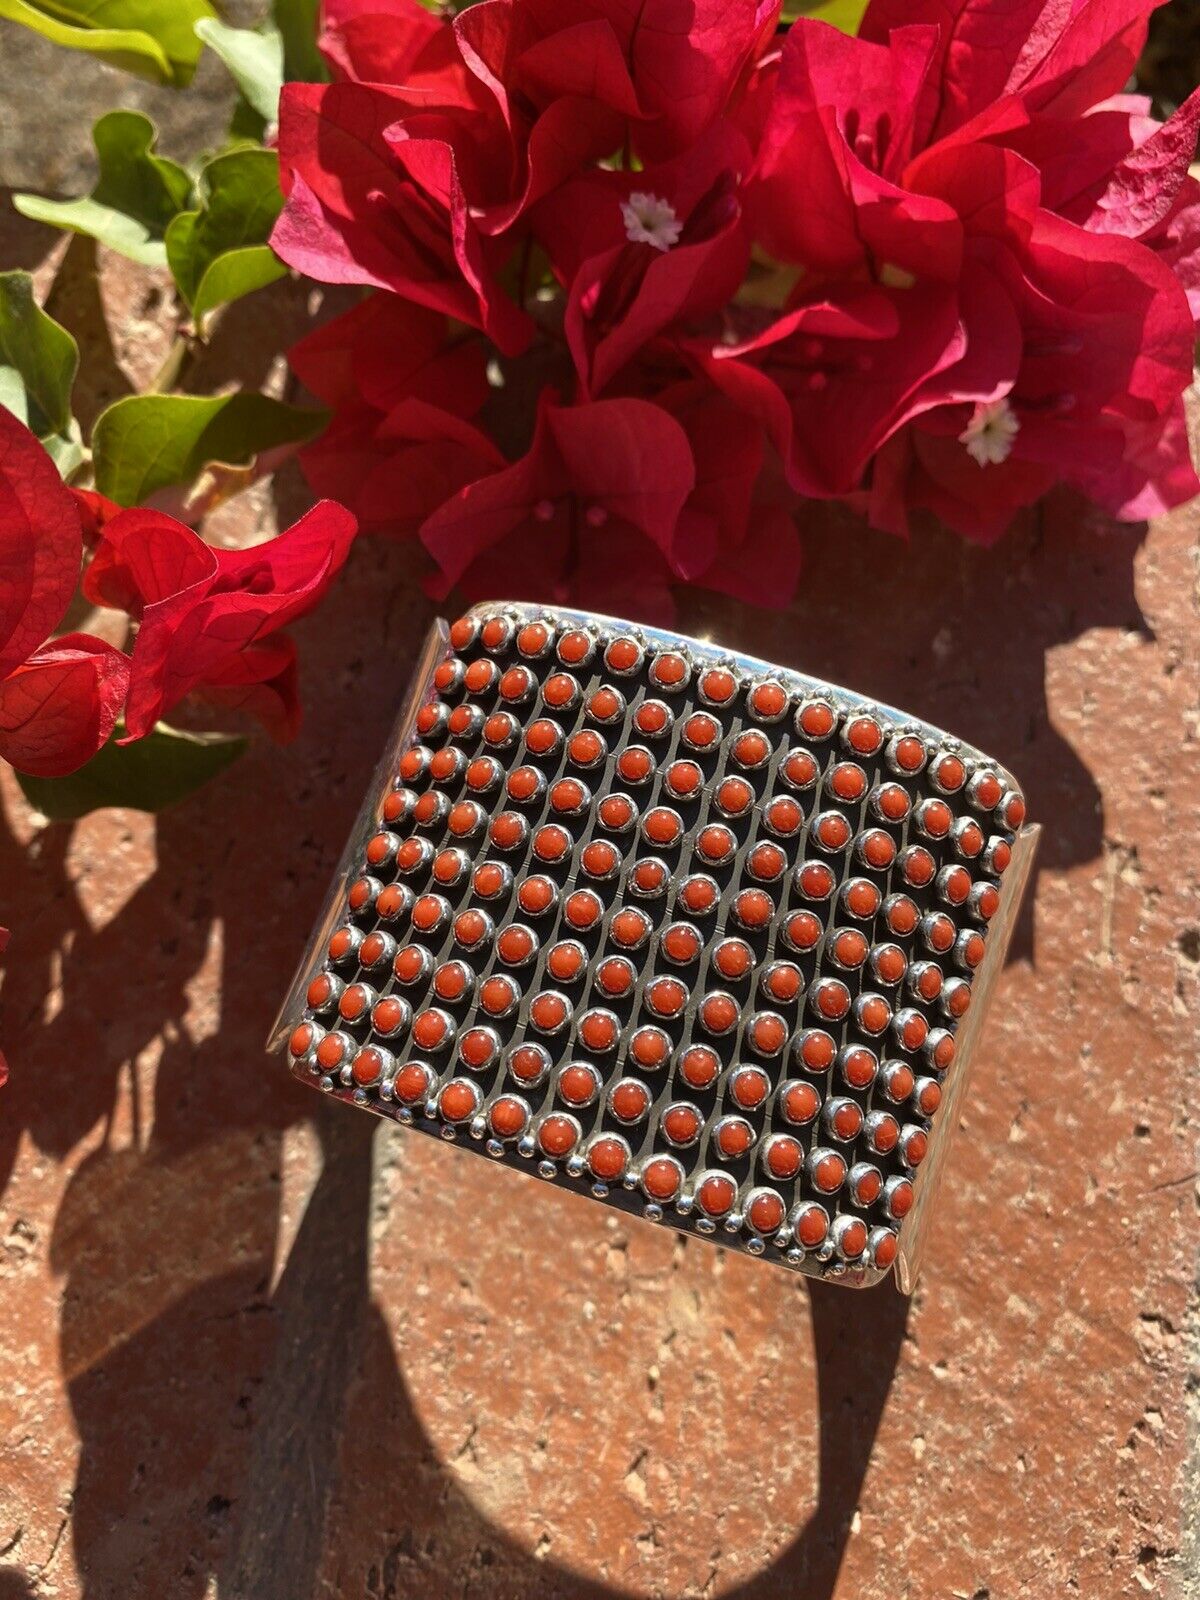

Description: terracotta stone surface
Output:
[1,125,1199,1600]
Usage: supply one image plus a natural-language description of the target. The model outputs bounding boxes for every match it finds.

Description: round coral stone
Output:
[797,701,835,739]
[781,1080,820,1124]
[729,1066,770,1110]
[633,704,672,739]
[564,890,602,930]
[661,922,702,964]
[716,776,754,817]
[479,976,518,1016]
[433,960,472,1002]
[558,628,594,665]
[747,1190,786,1235]
[611,1079,651,1122]
[529,992,569,1032]
[831,929,868,969]
[845,716,883,756]
[588,685,624,722]
[735,888,774,930]
[518,876,557,917]
[532,824,571,862]
[679,1046,720,1090]
[506,766,543,805]
[596,957,635,998]
[588,1136,629,1181]
[643,807,682,847]
[641,1157,682,1201]
[679,874,719,914]
[630,1026,671,1069]
[547,940,586,983]
[372,997,410,1037]
[611,908,651,948]
[662,1103,702,1145]
[750,680,788,720]
[525,719,562,757]
[829,762,867,802]
[473,863,509,900]
[683,712,721,750]
[439,1078,479,1122]
[797,861,836,899]
[558,1063,600,1106]
[508,1043,549,1084]
[395,1062,432,1105]
[794,1203,829,1247]
[699,667,737,704]
[765,1136,802,1180]
[796,1028,836,1072]
[538,1114,579,1156]
[645,976,688,1018]
[579,1010,618,1052]
[569,729,606,767]
[733,730,771,768]
[700,992,739,1034]
[581,840,620,878]
[697,1172,737,1216]
[542,671,579,709]
[810,1151,847,1193]
[605,637,642,673]
[599,793,637,831]
[761,961,802,1004]
[459,1027,498,1070]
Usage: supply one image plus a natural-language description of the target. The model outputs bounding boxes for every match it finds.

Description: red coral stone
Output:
[588,1136,629,1181]
[662,1103,702,1145]
[642,1157,683,1201]
[780,1081,820,1124]
[747,1190,786,1235]
[697,1173,737,1217]
[439,1078,479,1122]
[679,1046,720,1090]
[611,1079,651,1122]
[489,1096,529,1138]
[538,1114,579,1156]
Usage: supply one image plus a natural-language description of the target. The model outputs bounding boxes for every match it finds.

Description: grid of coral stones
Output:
[284,606,1027,1284]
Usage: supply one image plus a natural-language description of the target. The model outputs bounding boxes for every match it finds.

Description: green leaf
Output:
[192,246,286,332]
[165,148,286,332]
[0,270,79,438]
[16,722,246,820]
[273,0,326,83]
[781,0,867,26]
[13,110,192,267]
[0,0,216,85]
[194,16,284,123]
[92,390,324,506]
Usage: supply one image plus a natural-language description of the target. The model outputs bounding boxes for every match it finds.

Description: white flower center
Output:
[959,398,1020,467]
[620,192,682,252]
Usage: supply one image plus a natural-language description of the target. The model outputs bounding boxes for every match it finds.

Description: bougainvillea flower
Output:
[746,20,964,285]
[859,0,1161,144]
[289,295,502,536]
[0,634,130,778]
[320,0,447,85]
[421,396,701,619]
[694,281,971,497]
[282,0,1200,577]
[462,0,765,167]
[534,124,752,396]
[658,381,801,608]
[84,500,357,741]
[0,412,129,777]
[272,78,533,354]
